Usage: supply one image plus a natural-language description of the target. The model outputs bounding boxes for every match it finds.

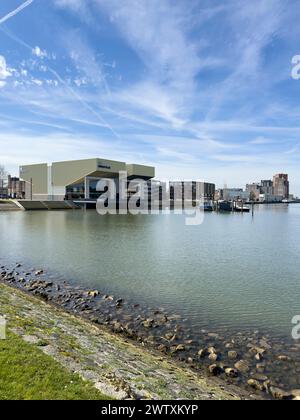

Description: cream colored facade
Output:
[20,158,155,201]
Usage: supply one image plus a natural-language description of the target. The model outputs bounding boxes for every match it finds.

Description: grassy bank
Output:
[0,332,109,400]
[0,282,248,400]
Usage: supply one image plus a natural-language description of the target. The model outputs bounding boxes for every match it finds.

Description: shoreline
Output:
[1,262,300,400]
[0,280,250,400]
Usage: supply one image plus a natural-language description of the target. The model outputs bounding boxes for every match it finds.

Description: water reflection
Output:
[1,204,300,338]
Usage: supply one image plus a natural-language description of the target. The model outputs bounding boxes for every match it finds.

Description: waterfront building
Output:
[214,189,222,201]
[222,188,249,201]
[258,193,283,203]
[260,180,274,202]
[273,174,289,199]
[7,176,26,199]
[169,181,215,202]
[0,185,8,198]
[20,158,155,201]
[0,169,7,198]
[246,183,261,201]
[19,158,216,207]
[246,174,290,202]
[260,180,273,195]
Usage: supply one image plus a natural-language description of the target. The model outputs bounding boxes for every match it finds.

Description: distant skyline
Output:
[0,0,300,194]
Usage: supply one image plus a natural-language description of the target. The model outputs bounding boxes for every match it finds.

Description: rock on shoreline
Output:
[1,262,300,400]
[0,281,250,400]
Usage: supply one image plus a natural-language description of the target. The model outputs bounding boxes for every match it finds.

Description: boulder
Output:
[175,344,185,352]
[247,379,264,391]
[208,364,223,376]
[142,319,154,328]
[225,342,234,349]
[157,344,167,352]
[270,387,293,400]
[255,353,263,361]
[165,333,176,341]
[277,355,291,362]
[198,348,208,358]
[291,390,300,399]
[259,339,271,350]
[256,363,266,373]
[234,360,250,373]
[112,321,123,333]
[251,373,269,382]
[207,332,220,339]
[208,352,218,362]
[225,368,238,378]
[228,351,238,360]
[250,346,266,355]
[35,270,44,276]
[88,290,99,298]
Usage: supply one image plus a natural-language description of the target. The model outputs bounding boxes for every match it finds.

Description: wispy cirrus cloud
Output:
[0,55,11,87]
[0,0,34,25]
[1,0,300,193]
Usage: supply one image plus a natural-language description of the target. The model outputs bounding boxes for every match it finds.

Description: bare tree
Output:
[249,191,257,202]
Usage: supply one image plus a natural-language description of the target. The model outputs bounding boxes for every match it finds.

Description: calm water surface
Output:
[1,204,300,339]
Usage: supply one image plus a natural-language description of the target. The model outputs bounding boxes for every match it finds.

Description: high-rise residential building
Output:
[261,180,273,195]
[260,180,274,202]
[273,174,289,199]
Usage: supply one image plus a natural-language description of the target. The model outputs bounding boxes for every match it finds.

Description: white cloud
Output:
[1,0,300,195]
[32,46,48,58]
[98,0,201,86]
[250,136,275,145]
[0,0,34,25]
[54,0,93,23]
[32,79,43,86]
[54,0,85,12]
[0,55,11,88]
[65,32,110,94]
[94,0,202,120]
[111,81,187,128]
[74,78,87,87]
[55,0,205,129]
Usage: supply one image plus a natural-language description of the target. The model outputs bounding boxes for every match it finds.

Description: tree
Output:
[249,191,257,202]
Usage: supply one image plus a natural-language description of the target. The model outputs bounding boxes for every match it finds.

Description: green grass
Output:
[0,333,109,400]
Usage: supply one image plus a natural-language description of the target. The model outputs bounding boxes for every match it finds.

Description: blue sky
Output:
[1,0,300,194]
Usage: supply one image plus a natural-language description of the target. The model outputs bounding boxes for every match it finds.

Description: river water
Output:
[1,204,300,340]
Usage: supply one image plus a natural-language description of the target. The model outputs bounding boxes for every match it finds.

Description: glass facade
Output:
[66,179,108,200]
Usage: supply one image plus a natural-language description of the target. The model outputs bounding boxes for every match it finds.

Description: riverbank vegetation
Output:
[0,332,109,400]
[0,281,243,400]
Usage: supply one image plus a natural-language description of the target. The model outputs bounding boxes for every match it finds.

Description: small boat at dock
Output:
[199,202,214,212]
[234,203,250,213]
[218,200,233,212]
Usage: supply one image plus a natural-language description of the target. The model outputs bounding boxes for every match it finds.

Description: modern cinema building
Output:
[20,158,155,201]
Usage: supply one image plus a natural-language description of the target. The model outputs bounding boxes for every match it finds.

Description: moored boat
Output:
[234,203,250,213]
[199,202,214,212]
[218,200,232,212]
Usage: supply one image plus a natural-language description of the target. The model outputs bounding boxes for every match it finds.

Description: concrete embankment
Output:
[0,282,249,400]
[0,200,21,211]
[0,199,81,211]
